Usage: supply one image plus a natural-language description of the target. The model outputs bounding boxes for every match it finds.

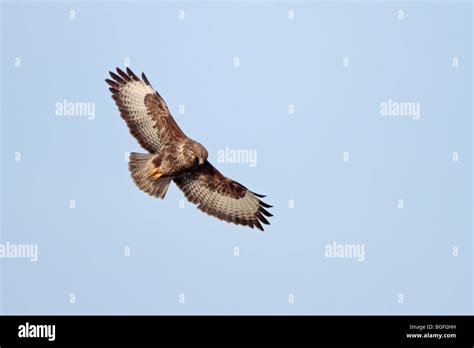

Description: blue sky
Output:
[0,0,472,314]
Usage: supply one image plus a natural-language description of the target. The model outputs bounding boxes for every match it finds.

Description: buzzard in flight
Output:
[106,67,272,230]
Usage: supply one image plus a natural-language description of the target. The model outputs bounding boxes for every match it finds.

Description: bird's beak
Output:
[199,158,204,165]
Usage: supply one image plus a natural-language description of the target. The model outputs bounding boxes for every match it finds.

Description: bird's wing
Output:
[173,161,272,230]
[106,67,187,152]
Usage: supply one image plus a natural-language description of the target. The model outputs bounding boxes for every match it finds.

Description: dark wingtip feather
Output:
[126,67,139,81]
[254,220,264,231]
[257,213,270,225]
[252,192,266,198]
[105,78,119,88]
[142,72,151,86]
[116,67,131,81]
[259,206,273,217]
[259,200,273,208]
[109,71,125,84]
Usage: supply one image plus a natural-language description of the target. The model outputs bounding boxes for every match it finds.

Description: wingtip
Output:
[105,78,120,88]
[109,71,125,84]
[259,206,273,217]
[259,200,273,209]
[126,66,139,80]
[254,220,264,231]
[116,67,132,82]
[257,212,270,226]
[141,72,151,86]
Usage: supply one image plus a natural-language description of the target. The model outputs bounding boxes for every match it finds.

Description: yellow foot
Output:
[149,167,163,180]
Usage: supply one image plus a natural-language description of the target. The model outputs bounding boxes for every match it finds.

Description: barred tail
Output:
[128,152,171,199]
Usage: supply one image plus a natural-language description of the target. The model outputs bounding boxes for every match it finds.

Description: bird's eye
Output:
[194,157,200,166]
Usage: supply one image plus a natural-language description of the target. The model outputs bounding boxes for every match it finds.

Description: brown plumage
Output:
[107,67,272,231]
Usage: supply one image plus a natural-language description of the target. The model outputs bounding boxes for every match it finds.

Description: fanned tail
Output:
[128,152,171,199]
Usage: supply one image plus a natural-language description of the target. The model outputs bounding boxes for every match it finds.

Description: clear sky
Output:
[0,0,472,314]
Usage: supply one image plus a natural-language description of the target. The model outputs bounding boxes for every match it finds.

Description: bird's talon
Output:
[149,167,162,180]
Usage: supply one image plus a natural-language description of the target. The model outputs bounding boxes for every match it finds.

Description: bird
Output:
[106,67,272,231]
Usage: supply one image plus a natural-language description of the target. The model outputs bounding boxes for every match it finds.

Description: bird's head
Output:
[192,141,208,165]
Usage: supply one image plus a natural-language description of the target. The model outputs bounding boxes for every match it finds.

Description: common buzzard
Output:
[106,67,272,230]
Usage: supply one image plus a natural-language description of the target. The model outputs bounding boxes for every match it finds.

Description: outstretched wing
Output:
[106,67,187,153]
[174,162,273,231]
